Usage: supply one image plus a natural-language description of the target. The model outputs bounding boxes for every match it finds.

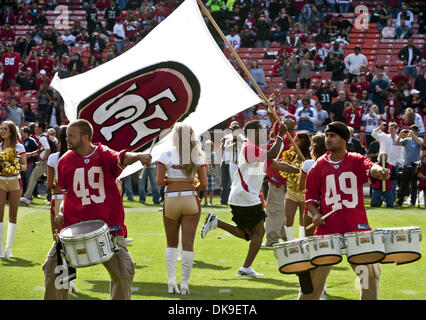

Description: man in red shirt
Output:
[343,99,363,133]
[43,119,152,300]
[392,66,409,87]
[39,51,55,77]
[300,121,389,300]
[350,73,370,98]
[0,44,22,87]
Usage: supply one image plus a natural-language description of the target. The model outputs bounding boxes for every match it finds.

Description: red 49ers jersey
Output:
[58,143,127,236]
[305,152,373,236]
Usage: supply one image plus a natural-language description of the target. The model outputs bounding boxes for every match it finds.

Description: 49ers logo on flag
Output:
[76,61,200,152]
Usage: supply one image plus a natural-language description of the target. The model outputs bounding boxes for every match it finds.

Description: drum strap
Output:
[56,241,77,284]
[297,270,314,295]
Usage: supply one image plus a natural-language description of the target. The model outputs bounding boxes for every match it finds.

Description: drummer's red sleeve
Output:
[304,162,320,209]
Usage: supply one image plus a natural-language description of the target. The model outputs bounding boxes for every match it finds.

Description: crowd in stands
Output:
[0,0,426,207]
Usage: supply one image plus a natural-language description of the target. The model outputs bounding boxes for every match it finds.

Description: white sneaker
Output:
[19,198,30,206]
[201,213,217,239]
[125,238,133,244]
[237,266,264,277]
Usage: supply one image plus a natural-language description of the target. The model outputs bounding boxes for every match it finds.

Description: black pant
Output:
[397,166,418,206]
[300,78,311,89]
[286,81,297,89]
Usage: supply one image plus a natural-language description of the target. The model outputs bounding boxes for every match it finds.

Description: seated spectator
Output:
[52,54,69,79]
[270,25,286,43]
[396,5,414,29]
[333,14,353,34]
[315,27,332,44]
[0,24,15,41]
[312,41,328,63]
[70,20,83,37]
[43,28,58,46]
[35,69,51,89]
[383,106,402,127]
[67,53,84,75]
[381,19,395,39]
[75,28,90,46]
[2,6,16,25]
[392,66,410,87]
[53,37,68,57]
[395,19,412,39]
[281,95,297,114]
[31,10,48,27]
[327,41,344,58]
[16,67,37,91]
[61,29,76,46]
[22,102,37,123]
[359,90,374,113]
[285,29,301,48]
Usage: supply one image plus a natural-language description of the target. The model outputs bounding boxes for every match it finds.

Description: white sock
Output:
[6,222,17,251]
[299,226,305,239]
[285,226,294,241]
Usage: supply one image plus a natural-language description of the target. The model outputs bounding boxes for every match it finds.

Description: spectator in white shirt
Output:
[344,46,368,83]
[225,27,241,50]
[381,19,395,39]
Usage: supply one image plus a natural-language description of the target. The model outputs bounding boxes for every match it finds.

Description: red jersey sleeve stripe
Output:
[237,168,250,193]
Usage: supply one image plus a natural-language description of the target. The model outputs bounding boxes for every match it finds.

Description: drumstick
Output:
[138,138,156,179]
[306,209,337,230]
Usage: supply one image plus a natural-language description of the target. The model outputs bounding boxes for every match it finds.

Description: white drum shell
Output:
[59,220,115,268]
[344,230,385,265]
[307,234,343,266]
[273,240,316,274]
[376,227,422,264]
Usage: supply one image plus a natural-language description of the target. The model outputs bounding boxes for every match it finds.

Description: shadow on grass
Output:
[193,260,232,271]
[0,257,40,267]
[83,280,299,300]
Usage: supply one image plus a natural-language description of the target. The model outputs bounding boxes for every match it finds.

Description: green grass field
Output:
[0,196,425,300]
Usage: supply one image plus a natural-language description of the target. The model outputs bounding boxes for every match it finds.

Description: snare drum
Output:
[376,227,422,265]
[307,234,343,266]
[273,239,317,274]
[59,220,115,268]
[344,230,385,265]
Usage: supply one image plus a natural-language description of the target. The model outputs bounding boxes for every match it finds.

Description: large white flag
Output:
[50,0,262,177]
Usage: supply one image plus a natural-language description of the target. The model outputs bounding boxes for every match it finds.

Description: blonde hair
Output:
[172,122,204,177]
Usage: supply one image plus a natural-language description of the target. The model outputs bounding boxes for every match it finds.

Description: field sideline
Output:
[0,197,425,300]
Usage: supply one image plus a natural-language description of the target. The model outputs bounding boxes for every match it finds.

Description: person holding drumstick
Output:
[301,121,389,300]
[0,121,27,258]
[156,122,208,295]
[42,119,152,300]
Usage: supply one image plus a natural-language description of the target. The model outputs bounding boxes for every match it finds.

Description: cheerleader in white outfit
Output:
[0,121,27,258]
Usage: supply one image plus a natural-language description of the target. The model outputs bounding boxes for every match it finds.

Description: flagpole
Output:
[138,138,157,179]
[196,0,305,162]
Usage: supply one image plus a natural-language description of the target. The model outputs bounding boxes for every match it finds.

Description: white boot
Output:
[285,226,294,241]
[0,222,4,258]
[165,247,180,294]
[5,222,17,258]
[299,226,306,239]
[180,250,194,295]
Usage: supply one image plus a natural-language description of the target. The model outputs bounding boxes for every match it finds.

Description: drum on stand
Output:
[344,230,386,265]
[376,227,422,265]
[273,239,317,274]
[59,220,116,268]
[307,234,343,266]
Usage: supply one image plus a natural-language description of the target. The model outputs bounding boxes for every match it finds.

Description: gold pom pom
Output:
[0,148,21,176]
